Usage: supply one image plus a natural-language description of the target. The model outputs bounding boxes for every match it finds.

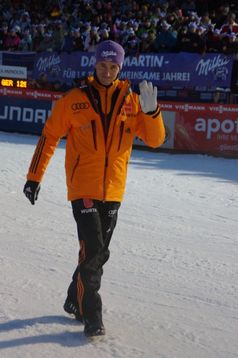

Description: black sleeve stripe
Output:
[29,135,46,174]
[152,108,161,119]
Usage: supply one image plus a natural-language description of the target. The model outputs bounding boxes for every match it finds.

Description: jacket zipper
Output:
[103,88,108,200]
[71,155,80,182]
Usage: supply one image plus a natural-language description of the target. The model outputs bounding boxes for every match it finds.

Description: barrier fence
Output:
[1,87,237,157]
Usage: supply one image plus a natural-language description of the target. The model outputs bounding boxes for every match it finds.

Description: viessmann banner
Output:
[31,51,234,89]
[0,89,238,156]
[160,102,238,156]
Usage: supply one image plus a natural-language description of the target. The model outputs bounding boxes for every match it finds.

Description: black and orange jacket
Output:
[27,76,165,202]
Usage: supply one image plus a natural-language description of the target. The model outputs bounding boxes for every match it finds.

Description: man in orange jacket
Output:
[23,40,165,337]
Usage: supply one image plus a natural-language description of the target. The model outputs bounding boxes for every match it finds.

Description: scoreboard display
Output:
[0,78,28,88]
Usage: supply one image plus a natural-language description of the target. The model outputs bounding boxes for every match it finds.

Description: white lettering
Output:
[162,72,190,81]
[36,54,61,72]
[0,106,8,120]
[10,106,21,121]
[194,117,238,139]
[195,55,230,76]
[22,108,33,122]
[81,208,97,214]
[194,118,206,132]
[0,106,49,123]
[81,55,95,67]
[123,55,165,68]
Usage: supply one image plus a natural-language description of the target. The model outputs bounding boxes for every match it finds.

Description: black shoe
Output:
[84,319,105,337]
[63,298,83,322]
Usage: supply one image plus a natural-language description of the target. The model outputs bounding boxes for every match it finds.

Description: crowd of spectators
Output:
[0,0,238,55]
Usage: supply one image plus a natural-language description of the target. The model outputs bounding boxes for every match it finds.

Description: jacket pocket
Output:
[117,121,125,151]
[91,120,97,150]
[71,155,80,183]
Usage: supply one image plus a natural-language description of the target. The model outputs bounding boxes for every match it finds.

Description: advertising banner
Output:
[1,89,238,156]
[33,52,95,84]
[0,93,52,134]
[32,51,234,89]
[160,102,238,156]
[0,65,27,79]
[121,52,233,89]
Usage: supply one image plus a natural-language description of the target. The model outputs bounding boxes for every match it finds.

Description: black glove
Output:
[23,180,41,205]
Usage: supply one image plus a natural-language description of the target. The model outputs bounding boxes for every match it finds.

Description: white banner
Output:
[0,65,27,79]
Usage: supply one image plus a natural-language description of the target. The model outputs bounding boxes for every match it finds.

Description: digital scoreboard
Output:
[0,65,28,88]
[0,78,28,88]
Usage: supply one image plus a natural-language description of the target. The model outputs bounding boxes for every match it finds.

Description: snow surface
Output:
[0,131,238,358]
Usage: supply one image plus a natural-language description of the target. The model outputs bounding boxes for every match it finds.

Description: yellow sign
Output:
[1,78,14,87]
[16,80,27,88]
[0,78,27,88]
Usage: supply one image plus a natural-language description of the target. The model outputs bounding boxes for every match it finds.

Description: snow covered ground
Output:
[0,131,238,358]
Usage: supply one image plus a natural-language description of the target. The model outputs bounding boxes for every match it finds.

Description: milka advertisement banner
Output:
[32,51,234,89]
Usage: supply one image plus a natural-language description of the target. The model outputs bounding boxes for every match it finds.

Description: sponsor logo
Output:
[35,54,61,73]
[71,102,90,111]
[194,117,238,139]
[0,105,50,124]
[101,50,117,58]
[108,209,117,217]
[195,55,230,77]
[81,208,97,214]
[0,65,27,79]
[123,102,133,113]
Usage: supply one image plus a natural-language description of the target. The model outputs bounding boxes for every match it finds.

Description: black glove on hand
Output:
[23,180,41,205]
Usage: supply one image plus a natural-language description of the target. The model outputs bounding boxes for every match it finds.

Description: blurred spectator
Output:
[85,26,101,52]
[0,22,9,50]
[125,38,140,57]
[220,13,238,34]
[32,24,46,51]
[137,19,155,39]
[19,27,32,51]
[72,28,84,52]
[81,22,92,48]
[177,22,206,53]
[37,31,54,52]
[222,33,238,54]
[32,73,52,90]
[123,25,141,56]
[205,29,223,52]
[154,21,178,52]
[181,0,197,16]
[19,12,31,33]
[215,3,231,29]
[4,27,21,51]
[51,80,68,92]
[52,20,65,51]
[140,30,157,53]
[200,12,212,30]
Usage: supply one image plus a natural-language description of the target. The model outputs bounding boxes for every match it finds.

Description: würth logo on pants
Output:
[81,208,97,214]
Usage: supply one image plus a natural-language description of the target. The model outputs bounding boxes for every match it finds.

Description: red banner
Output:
[160,102,238,156]
[0,86,62,101]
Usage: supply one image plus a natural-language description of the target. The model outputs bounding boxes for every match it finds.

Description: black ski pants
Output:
[67,199,120,323]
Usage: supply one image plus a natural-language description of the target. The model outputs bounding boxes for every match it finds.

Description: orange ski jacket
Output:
[27,76,165,202]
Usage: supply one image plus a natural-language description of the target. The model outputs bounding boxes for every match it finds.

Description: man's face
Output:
[95,61,120,86]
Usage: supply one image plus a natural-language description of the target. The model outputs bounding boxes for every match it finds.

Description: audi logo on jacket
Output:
[26,76,165,202]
